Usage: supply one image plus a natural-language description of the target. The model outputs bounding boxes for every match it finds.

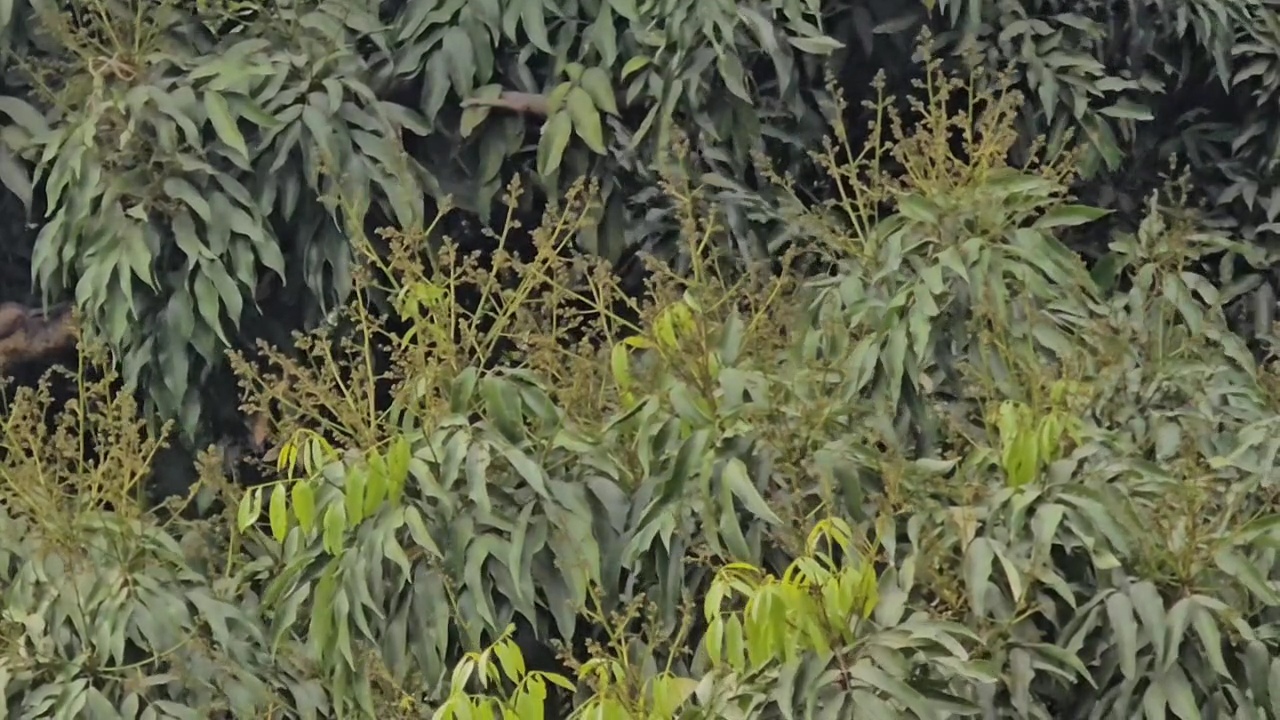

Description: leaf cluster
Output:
[6,38,1280,720]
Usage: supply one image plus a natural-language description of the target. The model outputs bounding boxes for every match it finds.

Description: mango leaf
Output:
[1032,204,1111,229]
[567,87,606,153]
[203,91,251,161]
[536,110,573,176]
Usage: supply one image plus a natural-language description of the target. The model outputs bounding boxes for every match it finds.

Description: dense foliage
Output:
[2,0,1280,718]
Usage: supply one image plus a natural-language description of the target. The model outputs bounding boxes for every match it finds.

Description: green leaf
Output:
[1099,100,1154,121]
[1128,581,1168,661]
[716,52,752,102]
[459,103,491,138]
[441,27,474,93]
[163,178,211,222]
[620,54,650,80]
[606,0,638,21]
[1214,547,1280,603]
[119,224,158,291]
[1034,70,1060,119]
[1185,599,1229,678]
[989,541,1025,604]
[228,94,281,129]
[0,95,49,135]
[480,375,525,443]
[237,486,263,531]
[1162,596,1196,672]
[536,110,572,177]
[322,503,346,555]
[173,208,214,262]
[1142,678,1168,719]
[507,503,536,605]
[202,258,245,326]
[0,144,31,209]
[1104,591,1139,680]
[566,87,606,153]
[786,35,844,55]
[344,465,367,525]
[521,0,552,52]
[364,453,389,515]
[450,366,480,412]
[717,482,751,561]
[1032,204,1111,229]
[587,8,619,66]
[403,505,443,559]
[387,436,412,502]
[721,457,782,525]
[494,442,550,498]
[962,537,994,618]
[578,67,619,116]
[1269,657,1280,718]
[898,194,938,225]
[291,481,317,533]
[846,663,939,718]
[1020,642,1095,685]
[268,485,289,541]
[203,91,251,161]
[650,676,697,717]
[380,523,413,588]
[463,535,500,627]
[1242,641,1271,707]
[635,428,711,533]
[610,342,632,391]
[308,566,340,655]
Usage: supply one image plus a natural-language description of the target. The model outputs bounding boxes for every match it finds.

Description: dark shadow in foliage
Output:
[0,301,268,516]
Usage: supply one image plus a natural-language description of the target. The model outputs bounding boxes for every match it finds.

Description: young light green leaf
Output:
[237,486,263,531]
[387,435,412,502]
[268,485,289,542]
[610,342,632,391]
[291,480,317,533]
[322,503,346,555]
[344,466,367,526]
[364,454,389,515]
[620,54,650,80]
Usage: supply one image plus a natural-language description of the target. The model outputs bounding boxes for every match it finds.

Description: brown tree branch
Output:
[0,302,78,373]
[460,91,551,117]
